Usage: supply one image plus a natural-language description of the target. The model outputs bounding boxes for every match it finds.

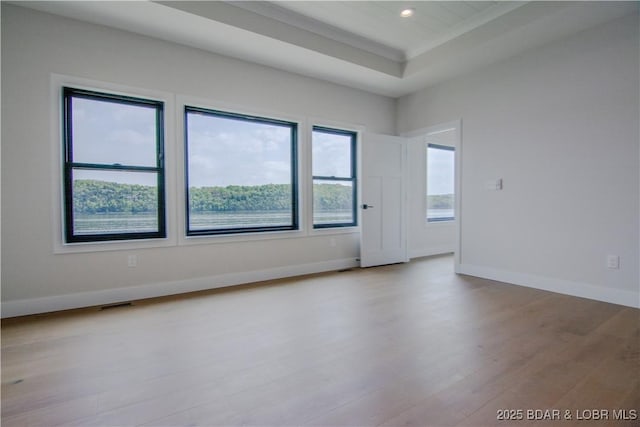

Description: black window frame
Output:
[62,87,166,243]
[426,143,455,223]
[312,126,358,229]
[184,106,299,236]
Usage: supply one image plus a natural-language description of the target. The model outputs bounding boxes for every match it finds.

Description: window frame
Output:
[426,142,455,223]
[62,86,166,243]
[184,105,299,236]
[311,126,358,229]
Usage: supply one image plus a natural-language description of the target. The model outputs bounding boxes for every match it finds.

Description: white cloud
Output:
[312,131,351,177]
[186,114,293,187]
[107,129,154,146]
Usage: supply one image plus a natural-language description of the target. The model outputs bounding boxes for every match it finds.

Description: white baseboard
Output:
[409,246,454,259]
[1,258,360,318]
[458,263,640,309]
[6,259,635,318]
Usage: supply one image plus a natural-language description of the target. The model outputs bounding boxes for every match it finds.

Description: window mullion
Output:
[69,162,161,173]
[313,175,353,181]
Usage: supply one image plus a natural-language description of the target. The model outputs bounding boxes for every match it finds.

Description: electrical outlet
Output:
[128,255,138,268]
[606,255,619,269]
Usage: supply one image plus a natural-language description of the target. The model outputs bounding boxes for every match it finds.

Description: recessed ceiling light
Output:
[400,8,414,18]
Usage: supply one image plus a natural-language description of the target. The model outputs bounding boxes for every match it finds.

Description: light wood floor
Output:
[2,255,638,427]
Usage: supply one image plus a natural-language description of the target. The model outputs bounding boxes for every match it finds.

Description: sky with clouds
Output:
[72,98,157,167]
[72,97,158,186]
[186,111,293,188]
[312,131,352,178]
[72,98,351,189]
[427,146,455,195]
[72,97,449,195]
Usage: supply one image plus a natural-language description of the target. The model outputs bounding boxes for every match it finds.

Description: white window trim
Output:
[307,118,363,236]
[50,76,366,253]
[50,74,178,254]
[175,95,308,246]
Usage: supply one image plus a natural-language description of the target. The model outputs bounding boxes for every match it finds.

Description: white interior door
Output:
[360,133,408,267]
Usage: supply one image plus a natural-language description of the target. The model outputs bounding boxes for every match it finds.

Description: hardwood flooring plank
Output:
[2,255,637,427]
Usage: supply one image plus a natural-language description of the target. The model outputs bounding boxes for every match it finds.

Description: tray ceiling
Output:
[15,1,639,97]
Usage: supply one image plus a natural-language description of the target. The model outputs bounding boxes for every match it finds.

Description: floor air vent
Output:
[100,302,133,310]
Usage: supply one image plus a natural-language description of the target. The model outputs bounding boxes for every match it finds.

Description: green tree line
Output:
[427,194,454,209]
[73,180,353,214]
[189,184,292,212]
[73,180,157,214]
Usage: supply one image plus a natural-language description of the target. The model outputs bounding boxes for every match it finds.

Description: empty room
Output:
[1,1,638,426]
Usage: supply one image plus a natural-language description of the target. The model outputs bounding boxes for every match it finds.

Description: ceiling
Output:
[16,1,639,97]
[263,1,512,60]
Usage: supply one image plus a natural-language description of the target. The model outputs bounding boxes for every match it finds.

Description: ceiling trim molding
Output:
[158,0,404,77]
[10,1,639,98]
[228,0,406,62]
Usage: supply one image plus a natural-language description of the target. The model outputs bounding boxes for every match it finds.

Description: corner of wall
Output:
[458,263,640,309]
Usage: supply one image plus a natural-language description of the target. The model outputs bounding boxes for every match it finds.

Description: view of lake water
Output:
[427,209,454,221]
[75,210,352,234]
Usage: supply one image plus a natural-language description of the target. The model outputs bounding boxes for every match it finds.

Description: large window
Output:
[312,126,357,228]
[185,106,298,235]
[427,143,455,222]
[63,87,165,243]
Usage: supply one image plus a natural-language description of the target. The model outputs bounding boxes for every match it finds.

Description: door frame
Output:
[400,119,462,271]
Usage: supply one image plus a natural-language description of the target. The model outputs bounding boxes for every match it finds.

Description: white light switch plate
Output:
[485,179,503,191]
[607,255,619,269]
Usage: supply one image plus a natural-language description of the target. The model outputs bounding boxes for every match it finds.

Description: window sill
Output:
[52,226,352,253]
[179,228,308,246]
[425,219,456,228]
[310,226,360,236]
[54,236,176,254]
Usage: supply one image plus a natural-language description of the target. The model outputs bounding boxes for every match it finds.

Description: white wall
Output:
[3,5,638,316]
[0,5,395,316]
[398,13,640,307]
